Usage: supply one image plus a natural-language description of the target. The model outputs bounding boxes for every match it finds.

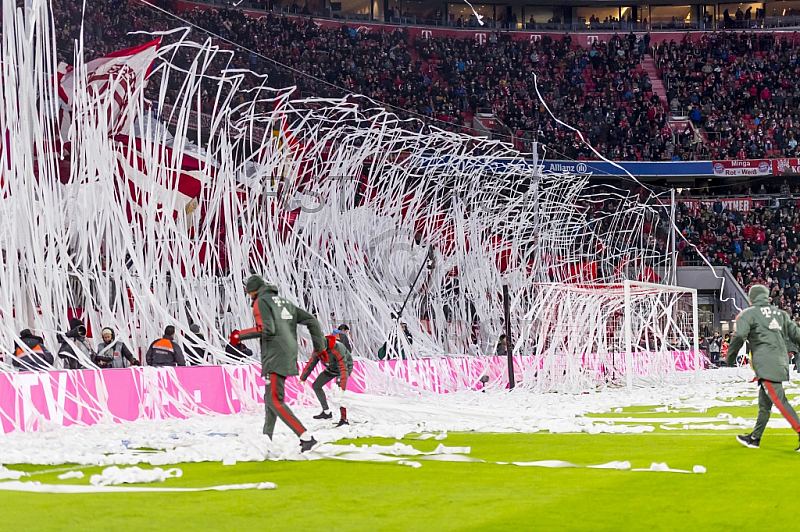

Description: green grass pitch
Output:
[3,401,800,531]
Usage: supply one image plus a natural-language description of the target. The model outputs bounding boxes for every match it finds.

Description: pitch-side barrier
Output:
[0,351,699,433]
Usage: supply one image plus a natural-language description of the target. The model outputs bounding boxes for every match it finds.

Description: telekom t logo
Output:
[530,35,541,42]
[421,30,432,39]
[475,33,487,45]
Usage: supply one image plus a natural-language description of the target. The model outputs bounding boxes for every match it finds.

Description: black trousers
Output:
[312,369,348,419]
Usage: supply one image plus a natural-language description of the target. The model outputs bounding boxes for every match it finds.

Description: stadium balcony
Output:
[175,0,800,32]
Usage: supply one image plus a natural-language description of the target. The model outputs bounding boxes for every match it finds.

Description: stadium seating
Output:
[49,0,800,162]
[677,190,800,319]
[654,31,800,160]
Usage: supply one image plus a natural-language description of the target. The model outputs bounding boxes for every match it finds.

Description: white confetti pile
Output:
[0,465,28,480]
[0,368,768,470]
[0,481,277,494]
[56,471,85,480]
[90,466,183,486]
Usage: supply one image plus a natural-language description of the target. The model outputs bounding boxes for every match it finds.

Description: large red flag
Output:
[58,39,161,139]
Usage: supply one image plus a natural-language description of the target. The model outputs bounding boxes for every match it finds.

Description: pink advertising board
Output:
[0,351,699,433]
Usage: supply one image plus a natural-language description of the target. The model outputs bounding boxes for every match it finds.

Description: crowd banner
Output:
[775,158,800,175]
[0,351,698,434]
[712,159,772,177]
[678,197,752,215]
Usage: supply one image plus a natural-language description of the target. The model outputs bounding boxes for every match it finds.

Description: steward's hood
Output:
[748,284,770,306]
[259,284,279,295]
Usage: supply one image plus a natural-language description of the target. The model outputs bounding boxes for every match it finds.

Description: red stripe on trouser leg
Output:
[338,364,348,391]
[330,350,348,421]
[300,355,316,381]
[271,373,306,436]
[332,348,348,390]
[763,381,800,433]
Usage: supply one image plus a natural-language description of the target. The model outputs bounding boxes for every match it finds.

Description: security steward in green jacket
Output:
[728,284,800,451]
[240,275,325,453]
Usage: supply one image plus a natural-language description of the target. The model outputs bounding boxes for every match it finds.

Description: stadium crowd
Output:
[45,0,800,164]
[42,0,717,161]
[654,31,800,161]
[676,182,800,320]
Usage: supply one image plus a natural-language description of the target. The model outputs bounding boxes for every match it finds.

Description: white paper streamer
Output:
[0,480,277,493]
[0,1,692,401]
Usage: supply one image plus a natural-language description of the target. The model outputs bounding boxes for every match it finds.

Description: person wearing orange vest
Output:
[12,329,54,372]
[145,325,186,367]
[300,330,353,427]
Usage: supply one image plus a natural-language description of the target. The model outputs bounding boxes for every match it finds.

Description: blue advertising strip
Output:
[414,156,715,177]
[415,156,714,177]
[539,160,715,177]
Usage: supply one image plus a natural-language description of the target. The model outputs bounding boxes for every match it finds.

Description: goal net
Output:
[513,281,700,392]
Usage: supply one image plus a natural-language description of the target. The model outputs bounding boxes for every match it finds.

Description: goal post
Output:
[622,280,700,391]
[515,281,701,392]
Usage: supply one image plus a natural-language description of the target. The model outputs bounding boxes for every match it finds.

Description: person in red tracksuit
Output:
[300,330,353,427]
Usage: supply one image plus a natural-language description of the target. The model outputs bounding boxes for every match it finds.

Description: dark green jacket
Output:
[240,283,325,377]
[787,335,800,355]
[727,285,800,382]
[300,338,352,380]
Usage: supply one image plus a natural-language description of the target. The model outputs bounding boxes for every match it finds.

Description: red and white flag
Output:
[113,134,207,221]
[58,39,161,139]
